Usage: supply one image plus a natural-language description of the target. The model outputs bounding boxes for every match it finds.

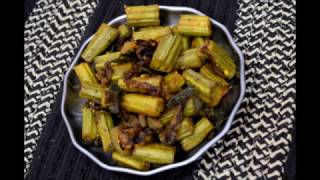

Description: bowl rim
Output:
[61,5,245,176]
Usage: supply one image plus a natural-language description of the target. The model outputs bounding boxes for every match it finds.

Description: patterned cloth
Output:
[194,0,296,179]
[24,0,296,179]
[24,0,99,176]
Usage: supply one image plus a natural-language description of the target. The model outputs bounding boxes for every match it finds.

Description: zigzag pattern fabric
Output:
[24,0,98,176]
[24,0,296,178]
[194,0,296,179]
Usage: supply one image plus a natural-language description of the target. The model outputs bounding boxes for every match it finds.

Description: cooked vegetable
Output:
[147,117,163,129]
[200,64,228,86]
[135,39,158,62]
[180,117,214,151]
[159,105,181,125]
[176,48,204,69]
[81,23,119,62]
[121,93,164,117]
[74,62,98,85]
[163,71,185,93]
[112,151,150,170]
[159,104,182,144]
[182,69,216,105]
[111,62,132,81]
[82,106,98,142]
[136,133,153,145]
[177,118,194,140]
[201,40,236,79]
[118,24,131,39]
[77,5,239,170]
[191,37,205,48]
[200,64,231,106]
[132,143,176,164]
[118,74,162,94]
[149,34,182,72]
[166,87,194,108]
[94,52,121,70]
[79,82,105,100]
[96,111,113,152]
[120,41,137,55]
[125,5,160,27]
[96,61,113,86]
[177,15,212,36]
[182,69,228,106]
[101,89,111,108]
[183,96,203,117]
[138,114,147,128]
[181,36,190,52]
[107,83,122,113]
[210,85,231,107]
[133,26,171,42]
[170,25,178,33]
[110,126,129,155]
[119,124,142,151]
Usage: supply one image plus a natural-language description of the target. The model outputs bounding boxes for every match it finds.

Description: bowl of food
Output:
[61,5,245,176]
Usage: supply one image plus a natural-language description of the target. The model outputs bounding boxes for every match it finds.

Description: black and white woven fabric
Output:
[24,0,296,179]
[194,0,296,179]
[24,0,99,176]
